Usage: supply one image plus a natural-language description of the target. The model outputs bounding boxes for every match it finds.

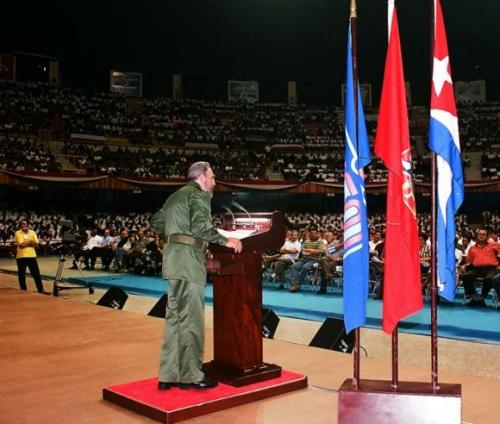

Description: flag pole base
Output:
[338,378,461,424]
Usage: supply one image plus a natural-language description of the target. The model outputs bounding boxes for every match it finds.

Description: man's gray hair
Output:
[187,161,212,180]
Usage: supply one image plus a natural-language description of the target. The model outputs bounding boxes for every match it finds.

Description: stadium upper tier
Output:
[0,80,499,181]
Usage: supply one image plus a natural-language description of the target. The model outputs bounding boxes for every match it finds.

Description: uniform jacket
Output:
[151,181,227,284]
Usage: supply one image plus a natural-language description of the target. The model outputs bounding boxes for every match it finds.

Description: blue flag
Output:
[428,0,464,301]
[343,24,372,334]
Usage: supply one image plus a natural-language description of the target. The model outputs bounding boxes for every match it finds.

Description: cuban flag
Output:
[343,23,372,334]
[428,0,464,301]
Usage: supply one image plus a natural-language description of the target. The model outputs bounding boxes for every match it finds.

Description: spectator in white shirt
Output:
[270,230,302,288]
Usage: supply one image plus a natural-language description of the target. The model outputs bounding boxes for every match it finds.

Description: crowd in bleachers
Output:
[459,101,500,152]
[2,80,499,182]
[481,150,500,180]
[0,134,435,183]
[0,136,61,172]
[0,80,349,149]
[63,143,269,179]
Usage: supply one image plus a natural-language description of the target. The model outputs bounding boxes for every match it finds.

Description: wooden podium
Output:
[203,211,286,387]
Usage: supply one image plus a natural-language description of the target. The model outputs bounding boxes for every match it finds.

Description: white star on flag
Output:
[433,56,452,97]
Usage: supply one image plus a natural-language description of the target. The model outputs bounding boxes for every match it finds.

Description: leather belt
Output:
[166,234,205,251]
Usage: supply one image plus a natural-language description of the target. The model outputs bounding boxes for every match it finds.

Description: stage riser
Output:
[338,379,461,424]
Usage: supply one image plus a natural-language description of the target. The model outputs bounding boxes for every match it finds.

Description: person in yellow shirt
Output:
[15,219,48,294]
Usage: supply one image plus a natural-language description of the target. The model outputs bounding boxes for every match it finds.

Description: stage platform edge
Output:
[103,370,308,423]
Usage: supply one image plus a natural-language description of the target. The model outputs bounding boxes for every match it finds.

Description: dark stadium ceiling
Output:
[2,0,499,101]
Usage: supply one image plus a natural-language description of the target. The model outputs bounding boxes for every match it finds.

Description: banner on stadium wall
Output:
[0,54,16,81]
[218,180,302,191]
[228,80,259,103]
[115,177,186,187]
[1,170,498,191]
[455,80,486,103]
[0,170,108,183]
[110,70,143,97]
[341,83,372,107]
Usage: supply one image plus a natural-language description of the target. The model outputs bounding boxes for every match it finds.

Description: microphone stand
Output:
[231,201,256,230]
[222,205,236,230]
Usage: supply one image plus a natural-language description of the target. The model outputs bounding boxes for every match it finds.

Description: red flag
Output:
[374,8,423,334]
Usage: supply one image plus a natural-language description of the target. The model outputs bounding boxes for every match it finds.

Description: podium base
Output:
[338,378,462,424]
[103,371,307,423]
[203,361,282,387]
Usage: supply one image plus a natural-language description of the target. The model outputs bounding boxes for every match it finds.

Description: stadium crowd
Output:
[1,80,499,182]
[0,136,61,172]
[2,210,498,247]
[1,208,499,305]
[1,79,499,303]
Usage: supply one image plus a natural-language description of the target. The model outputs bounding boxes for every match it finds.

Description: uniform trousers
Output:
[159,279,205,383]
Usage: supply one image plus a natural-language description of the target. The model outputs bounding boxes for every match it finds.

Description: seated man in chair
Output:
[270,230,302,289]
[460,227,500,307]
[317,231,343,294]
[288,227,324,293]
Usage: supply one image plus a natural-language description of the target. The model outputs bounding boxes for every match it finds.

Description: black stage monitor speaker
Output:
[148,294,169,318]
[262,307,280,339]
[96,286,128,310]
[309,317,354,353]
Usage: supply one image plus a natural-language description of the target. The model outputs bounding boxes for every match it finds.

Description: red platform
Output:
[103,370,308,423]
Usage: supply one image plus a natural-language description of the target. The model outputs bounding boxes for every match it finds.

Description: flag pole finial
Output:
[350,0,357,18]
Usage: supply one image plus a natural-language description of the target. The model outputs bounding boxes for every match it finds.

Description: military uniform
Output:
[152,181,227,384]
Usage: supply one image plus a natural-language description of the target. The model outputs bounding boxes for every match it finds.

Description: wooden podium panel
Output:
[212,251,263,367]
[338,379,462,424]
[204,212,285,386]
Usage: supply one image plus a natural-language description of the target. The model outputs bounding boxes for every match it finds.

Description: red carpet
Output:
[103,370,307,423]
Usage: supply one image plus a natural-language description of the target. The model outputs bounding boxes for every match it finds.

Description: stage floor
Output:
[1,256,500,380]
[0,284,499,423]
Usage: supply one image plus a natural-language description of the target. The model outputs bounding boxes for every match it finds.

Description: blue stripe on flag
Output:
[343,24,372,333]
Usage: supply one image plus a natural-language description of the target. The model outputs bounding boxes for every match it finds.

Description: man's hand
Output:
[225,237,243,253]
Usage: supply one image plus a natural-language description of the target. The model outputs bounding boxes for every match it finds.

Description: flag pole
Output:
[429,0,439,393]
[392,328,398,388]
[387,0,399,390]
[350,0,361,390]
[340,0,462,419]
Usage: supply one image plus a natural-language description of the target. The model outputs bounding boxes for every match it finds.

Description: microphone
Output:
[231,201,255,229]
[221,204,236,230]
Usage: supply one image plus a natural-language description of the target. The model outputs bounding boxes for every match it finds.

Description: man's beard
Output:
[201,185,214,197]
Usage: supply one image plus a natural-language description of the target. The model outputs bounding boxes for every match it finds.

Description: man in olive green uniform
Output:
[152,161,242,390]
